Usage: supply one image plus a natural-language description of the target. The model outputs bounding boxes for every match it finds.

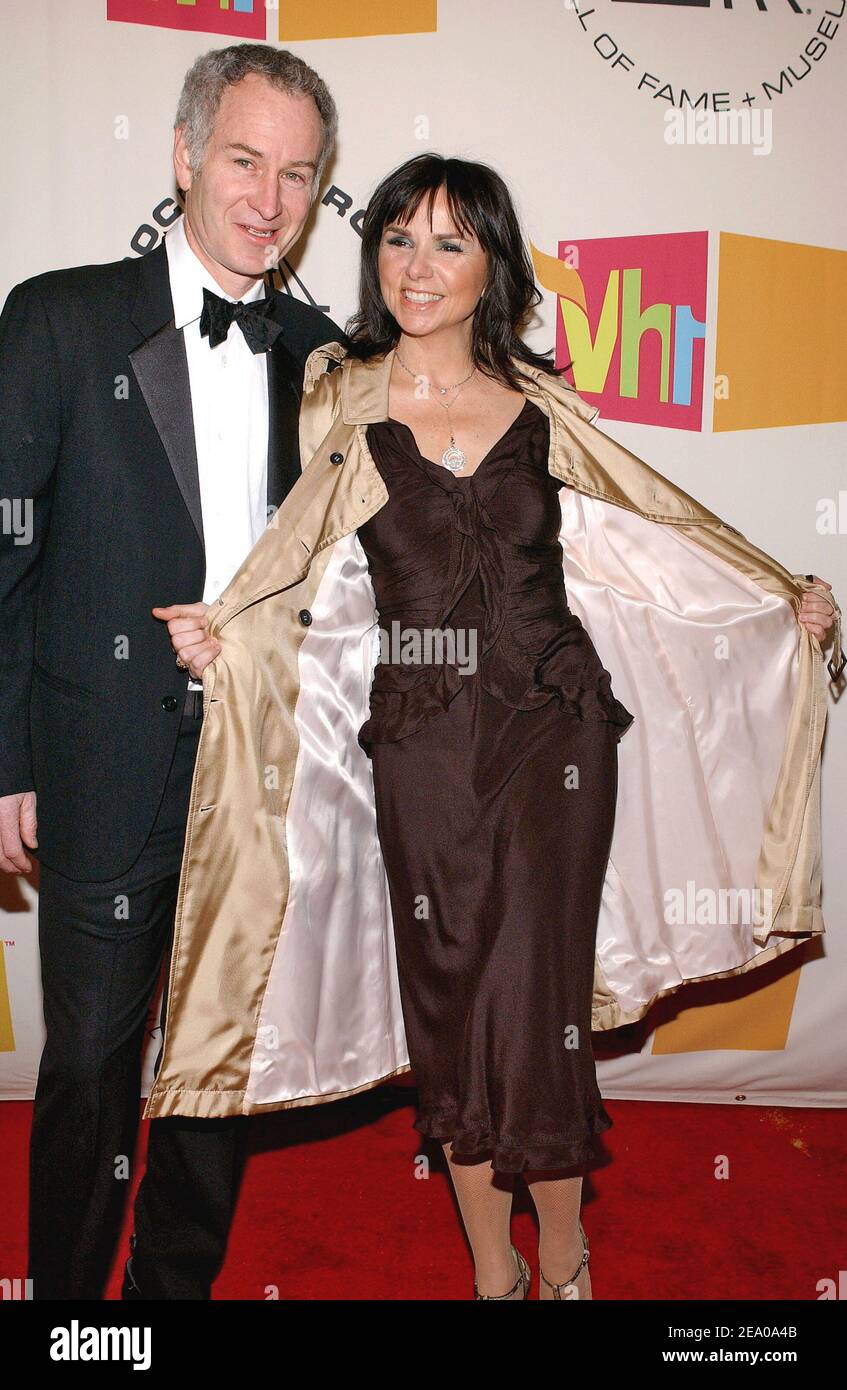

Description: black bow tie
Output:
[198,285,284,354]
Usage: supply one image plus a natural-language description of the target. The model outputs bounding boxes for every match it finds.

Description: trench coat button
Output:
[298,609,313,626]
[161,695,178,711]
[329,451,344,465]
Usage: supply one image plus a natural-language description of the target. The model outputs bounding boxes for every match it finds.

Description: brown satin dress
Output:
[357,397,634,1173]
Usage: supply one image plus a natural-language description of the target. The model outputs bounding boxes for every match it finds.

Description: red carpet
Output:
[1,1082,843,1300]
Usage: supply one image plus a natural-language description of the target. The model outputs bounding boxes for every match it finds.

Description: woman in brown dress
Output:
[345,154,634,1300]
[161,151,839,1301]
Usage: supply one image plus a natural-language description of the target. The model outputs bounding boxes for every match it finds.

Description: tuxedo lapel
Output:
[127,251,307,544]
[264,295,304,517]
[128,244,204,547]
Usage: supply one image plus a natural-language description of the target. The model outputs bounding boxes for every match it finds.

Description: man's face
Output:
[173,73,323,297]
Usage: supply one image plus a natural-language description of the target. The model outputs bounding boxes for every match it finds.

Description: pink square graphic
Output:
[554,232,708,431]
[107,0,266,40]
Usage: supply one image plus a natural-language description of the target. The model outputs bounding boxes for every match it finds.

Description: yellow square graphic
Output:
[651,951,806,1056]
[714,233,847,431]
[0,946,15,1053]
[279,0,436,41]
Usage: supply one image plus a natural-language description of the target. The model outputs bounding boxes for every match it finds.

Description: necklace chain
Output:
[393,349,477,473]
[394,350,476,395]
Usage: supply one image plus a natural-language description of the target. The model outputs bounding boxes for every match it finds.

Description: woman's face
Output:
[377,186,489,340]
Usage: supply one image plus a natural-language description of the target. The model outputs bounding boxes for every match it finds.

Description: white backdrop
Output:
[0,0,844,1114]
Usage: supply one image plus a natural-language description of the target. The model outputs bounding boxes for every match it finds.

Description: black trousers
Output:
[28,689,248,1300]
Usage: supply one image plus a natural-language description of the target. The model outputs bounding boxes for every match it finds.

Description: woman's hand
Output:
[152,601,222,680]
[797,575,837,642]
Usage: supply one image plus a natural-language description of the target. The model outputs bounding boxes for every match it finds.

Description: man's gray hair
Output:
[174,43,338,193]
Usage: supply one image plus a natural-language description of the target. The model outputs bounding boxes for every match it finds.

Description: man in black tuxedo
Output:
[0,43,345,1299]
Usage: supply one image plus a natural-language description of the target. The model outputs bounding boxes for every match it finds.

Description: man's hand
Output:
[798,575,837,641]
[152,602,221,681]
[0,790,38,874]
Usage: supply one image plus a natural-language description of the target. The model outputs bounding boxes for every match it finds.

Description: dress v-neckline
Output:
[387,396,533,481]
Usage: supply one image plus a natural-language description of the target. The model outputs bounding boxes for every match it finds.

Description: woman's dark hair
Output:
[343,153,572,390]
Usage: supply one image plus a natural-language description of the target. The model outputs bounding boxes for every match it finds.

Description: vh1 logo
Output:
[536,232,708,431]
[107,0,266,40]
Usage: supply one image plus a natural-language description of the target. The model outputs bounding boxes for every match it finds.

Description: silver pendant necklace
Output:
[394,350,477,472]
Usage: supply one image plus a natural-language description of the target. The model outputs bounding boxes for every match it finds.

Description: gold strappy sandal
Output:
[474,1245,531,1300]
[539,1219,590,1300]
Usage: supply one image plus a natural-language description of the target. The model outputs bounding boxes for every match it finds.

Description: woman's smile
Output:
[400,288,445,309]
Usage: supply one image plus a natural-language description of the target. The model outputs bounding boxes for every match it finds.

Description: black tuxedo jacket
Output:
[0,239,345,880]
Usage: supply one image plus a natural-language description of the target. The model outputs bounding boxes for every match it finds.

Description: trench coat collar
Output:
[208,340,844,682]
[339,344,600,444]
[335,344,720,509]
[335,341,634,500]
[209,344,727,639]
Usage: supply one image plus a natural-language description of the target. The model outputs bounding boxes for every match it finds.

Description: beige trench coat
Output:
[144,344,842,1120]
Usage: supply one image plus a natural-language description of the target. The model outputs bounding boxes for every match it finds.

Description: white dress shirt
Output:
[164,215,270,689]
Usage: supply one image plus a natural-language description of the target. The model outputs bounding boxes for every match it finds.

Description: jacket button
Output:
[329,451,344,465]
[161,695,179,711]
[298,609,312,626]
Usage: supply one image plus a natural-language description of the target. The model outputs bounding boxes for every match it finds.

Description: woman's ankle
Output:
[474,1246,522,1298]
[539,1228,591,1299]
